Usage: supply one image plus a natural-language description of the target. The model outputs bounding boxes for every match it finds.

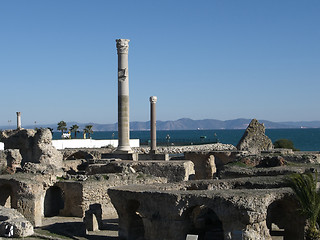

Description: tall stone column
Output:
[150,96,157,154]
[116,39,132,153]
[16,112,21,130]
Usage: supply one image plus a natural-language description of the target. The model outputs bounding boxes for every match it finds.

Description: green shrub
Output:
[227,161,248,168]
[103,175,109,180]
[287,172,320,239]
[274,139,299,151]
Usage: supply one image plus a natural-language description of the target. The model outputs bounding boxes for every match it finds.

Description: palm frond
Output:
[287,171,320,228]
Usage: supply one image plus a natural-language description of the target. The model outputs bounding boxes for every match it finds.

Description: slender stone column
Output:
[149,96,157,153]
[16,112,21,130]
[116,39,132,153]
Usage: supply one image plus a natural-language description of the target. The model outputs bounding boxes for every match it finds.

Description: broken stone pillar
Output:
[16,112,21,130]
[84,204,102,232]
[149,96,157,154]
[116,39,132,153]
[236,119,273,154]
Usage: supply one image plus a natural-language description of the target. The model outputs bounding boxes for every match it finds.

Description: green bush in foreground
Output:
[274,138,299,151]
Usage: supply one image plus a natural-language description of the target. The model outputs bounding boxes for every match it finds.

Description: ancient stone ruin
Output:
[0,128,63,173]
[0,118,319,239]
[0,206,34,237]
[237,118,274,154]
[0,38,318,240]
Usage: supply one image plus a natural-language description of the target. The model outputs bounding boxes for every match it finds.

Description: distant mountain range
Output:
[2,118,320,131]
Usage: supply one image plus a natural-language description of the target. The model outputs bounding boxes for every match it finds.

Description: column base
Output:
[115,145,133,154]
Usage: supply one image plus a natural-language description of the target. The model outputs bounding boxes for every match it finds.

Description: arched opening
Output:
[267,199,305,240]
[186,205,224,240]
[0,185,13,208]
[44,186,64,217]
[126,199,145,240]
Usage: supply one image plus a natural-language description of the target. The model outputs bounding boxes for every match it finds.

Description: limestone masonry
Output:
[0,118,319,239]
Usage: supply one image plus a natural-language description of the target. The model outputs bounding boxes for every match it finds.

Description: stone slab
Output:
[101,153,138,161]
[186,234,198,240]
[138,153,170,161]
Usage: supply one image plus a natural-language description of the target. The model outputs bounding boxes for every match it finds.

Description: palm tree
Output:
[57,121,67,135]
[84,125,93,139]
[287,172,320,239]
[70,124,80,139]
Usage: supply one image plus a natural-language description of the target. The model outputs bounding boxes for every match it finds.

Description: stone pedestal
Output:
[84,204,102,232]
[116,39,132,153]
[186,235,198,240]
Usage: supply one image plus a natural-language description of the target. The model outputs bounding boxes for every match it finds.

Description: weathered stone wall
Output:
[219,165,308,179]
[82,180,116,218]
[0,129,62,170]
[49,174,167,219]
[134,143,236,154]
[56,181,84,217]
[0,150,5,171]
[184,152,216,179]
[62,159,85,174]
[284,152,320,164]
[81,174,167,218]
[0,174,45,227]
[59,148,114,161]
[86,160,195,182]
[108,177,304,240]
[1,129,36,165]
[183,151,245,180]
[5,149,22,173]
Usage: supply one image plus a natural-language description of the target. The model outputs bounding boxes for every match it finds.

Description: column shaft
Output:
[150,96,157,153]
[16,112,21,130]
[116,39,132,153]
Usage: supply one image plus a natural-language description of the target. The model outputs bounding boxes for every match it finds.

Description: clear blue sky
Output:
[0,0,319,126]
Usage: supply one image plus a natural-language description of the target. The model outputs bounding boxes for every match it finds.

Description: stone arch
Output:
[0,184,13,208]
[126,199,145,240]
[184,205,224,240]
[44,186,65,217]
[266,198,305,240]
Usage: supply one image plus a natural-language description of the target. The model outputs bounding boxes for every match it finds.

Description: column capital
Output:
[149,96,157,103]
[116,39,130,54]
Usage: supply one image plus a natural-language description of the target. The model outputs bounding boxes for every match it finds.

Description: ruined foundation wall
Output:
[59,148,114,161]
[0,150,5,170]
[60,174,167,219]
[0,176,44,227]
[129,161,195,182]
[0,129,63,170]
[56,181,84,217]
[86,160,195,183]
[82,180,116,218]
[184,151,242,179]
[108,179,304,240]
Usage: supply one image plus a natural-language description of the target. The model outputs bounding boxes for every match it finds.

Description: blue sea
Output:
[52,128,320,151]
